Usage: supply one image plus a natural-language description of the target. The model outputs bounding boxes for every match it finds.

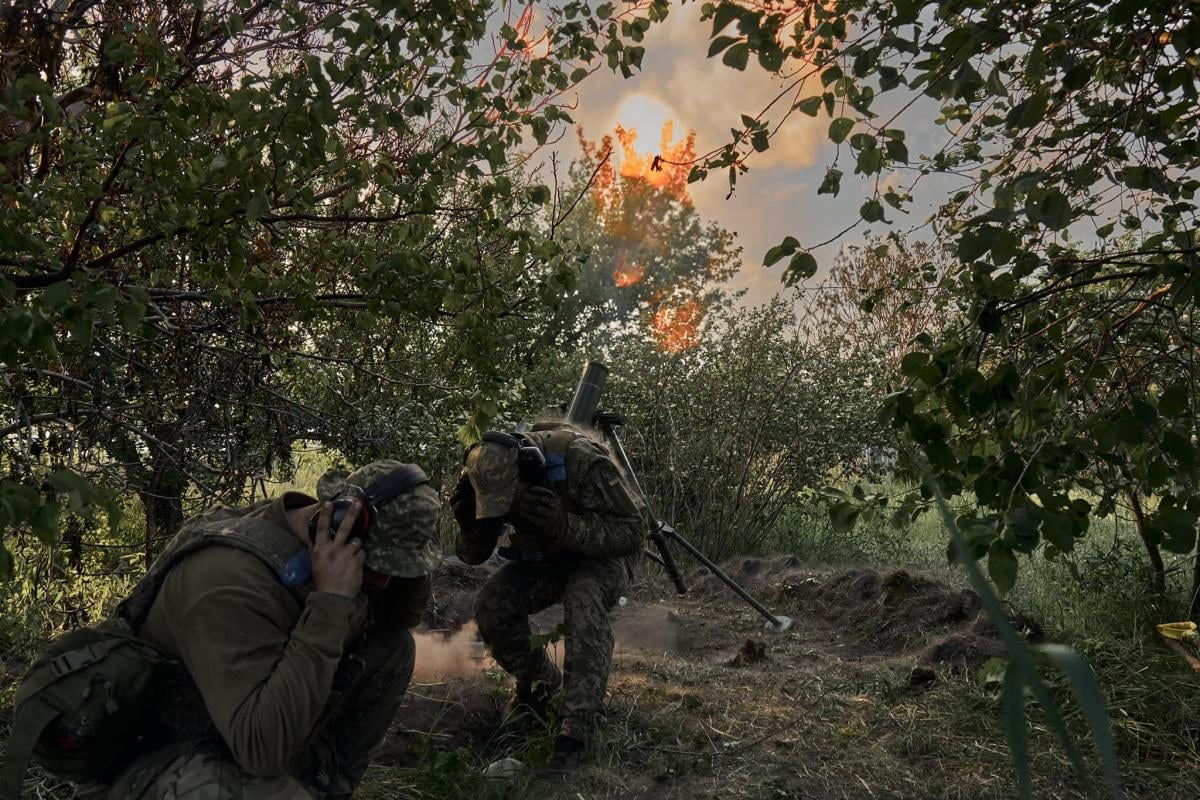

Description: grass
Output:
[4,476,1200,799]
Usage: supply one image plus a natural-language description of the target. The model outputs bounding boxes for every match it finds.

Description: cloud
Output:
[573,3,825,172]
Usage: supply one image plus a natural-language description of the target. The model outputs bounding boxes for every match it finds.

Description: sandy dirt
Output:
[365,556,1200,800]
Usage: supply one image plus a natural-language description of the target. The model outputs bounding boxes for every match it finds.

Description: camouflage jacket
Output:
[456,428,647,567]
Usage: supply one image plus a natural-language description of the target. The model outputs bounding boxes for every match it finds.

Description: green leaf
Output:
[829,117,854,143]
[830,501,861,532]
[120,300,147,332]
[1159,384,1190,417]
[1153,507,1197,553]
[1035,644,1123,798]
[722,43,749,71]
[988,541,1018,597]
[785,251,818,281]
[859,199,885,222]
[817,167,842,196]
[711,1,742,35]
[763,236,799,266]
[529,624,564,650]
[1036,190,1071,230]
[900,352,929,377]
[794,96,822,116]
[0,543,12,580]
[39,280,72,310]
[1005,504,1042,552]
[707,36,740,58]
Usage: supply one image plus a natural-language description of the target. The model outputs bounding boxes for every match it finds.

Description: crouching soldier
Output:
[451,424,645,776]
[8,460,441,800]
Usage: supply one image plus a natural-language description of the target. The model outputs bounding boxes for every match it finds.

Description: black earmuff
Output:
[309,464,429,544]
[468,431,547,485]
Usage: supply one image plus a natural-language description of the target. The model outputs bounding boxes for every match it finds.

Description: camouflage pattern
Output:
[83,621,416,800]
[458,428,646,565]
[464,442,519,519]
[462,426,647,744]
[474,559,627,742]
[316,460,442,578]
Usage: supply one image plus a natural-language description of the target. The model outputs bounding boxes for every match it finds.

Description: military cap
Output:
[316,459,441,578]
[463,441,518,519]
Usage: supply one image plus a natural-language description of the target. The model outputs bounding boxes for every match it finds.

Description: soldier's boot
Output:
[545,734,585,779]
[506,667,562,730]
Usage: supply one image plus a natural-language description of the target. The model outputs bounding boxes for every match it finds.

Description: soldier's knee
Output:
[473,585,508,638]
[564,578,615,615]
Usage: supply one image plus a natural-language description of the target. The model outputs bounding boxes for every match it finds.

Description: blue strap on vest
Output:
[280,549,314,588]
[545,451,567,484]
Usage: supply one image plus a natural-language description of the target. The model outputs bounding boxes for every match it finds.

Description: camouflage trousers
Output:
[78,626,416,800]
[473,558,626,742]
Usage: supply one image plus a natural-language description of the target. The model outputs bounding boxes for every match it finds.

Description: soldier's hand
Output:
[310,500,366,599]
[514,486,564,547]
[449,472,477,530]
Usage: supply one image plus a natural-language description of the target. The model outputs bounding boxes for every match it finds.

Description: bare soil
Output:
[370,556,1200,800]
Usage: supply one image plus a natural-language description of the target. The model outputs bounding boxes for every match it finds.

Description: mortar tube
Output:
[567,361,608,427]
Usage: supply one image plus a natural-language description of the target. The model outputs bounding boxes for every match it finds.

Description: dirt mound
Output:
[660,559,1038,673]
[726,638,768,667]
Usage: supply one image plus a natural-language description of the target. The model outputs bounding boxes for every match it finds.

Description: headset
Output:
[469,431,548,486]
[309,463,429,543]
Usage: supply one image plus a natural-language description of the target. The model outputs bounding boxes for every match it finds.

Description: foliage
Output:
[809,234,951,367]
[689,0,1200,610]
[600,299,893,559]
[0,0,669,573]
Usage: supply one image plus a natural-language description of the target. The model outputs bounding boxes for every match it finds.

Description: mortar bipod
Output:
[596,413,793,633]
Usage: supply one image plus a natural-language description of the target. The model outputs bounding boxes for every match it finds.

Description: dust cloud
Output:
[412,604,683,682]
[412,622,494,681]
[613,604,682,654]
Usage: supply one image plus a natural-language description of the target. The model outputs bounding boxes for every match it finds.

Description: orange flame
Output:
[650,299,703,353]
[614,123,695,202]
[613,254,646,287]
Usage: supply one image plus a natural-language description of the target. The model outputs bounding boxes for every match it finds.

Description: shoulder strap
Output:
[114,509,307,629]
[0,699,58,800]
[542,429,579,486]
[544,429,580,456]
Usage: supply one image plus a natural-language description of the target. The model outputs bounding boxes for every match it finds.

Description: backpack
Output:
[0,502,307,800]
[0,618,169,797]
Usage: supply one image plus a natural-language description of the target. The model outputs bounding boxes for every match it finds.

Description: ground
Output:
[356,556,1200,800]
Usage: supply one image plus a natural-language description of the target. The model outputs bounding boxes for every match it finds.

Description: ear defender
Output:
[308,464,428,544]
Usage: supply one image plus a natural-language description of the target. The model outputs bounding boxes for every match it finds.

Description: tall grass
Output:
[765,481,1186,642]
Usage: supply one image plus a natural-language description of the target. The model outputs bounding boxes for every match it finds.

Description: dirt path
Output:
[369,557,1199,800]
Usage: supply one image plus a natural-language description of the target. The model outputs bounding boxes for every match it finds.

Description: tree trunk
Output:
[63,514,84,574]
[1190,528,1200,621]
[139,476,185,569]
[1128,490,1166,596]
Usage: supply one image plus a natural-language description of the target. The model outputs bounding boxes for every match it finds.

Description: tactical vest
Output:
[1,502,310,800]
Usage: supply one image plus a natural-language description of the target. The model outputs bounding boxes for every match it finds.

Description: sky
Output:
[542,1,950,308]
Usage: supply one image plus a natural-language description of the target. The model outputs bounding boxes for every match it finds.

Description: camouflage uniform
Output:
[458,427,645,744]
[82,460,441,800]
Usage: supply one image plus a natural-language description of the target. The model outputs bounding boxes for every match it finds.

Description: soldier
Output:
[451,423,645,775]
[86,460,441,799]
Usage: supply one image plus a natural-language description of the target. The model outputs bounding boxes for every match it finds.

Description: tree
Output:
[534,122,741,356]
[0,0,669,574]
[688,0,1200,612]
[810,235,950,367]
[599,299,893,559]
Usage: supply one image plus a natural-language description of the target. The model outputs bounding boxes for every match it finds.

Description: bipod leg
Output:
[649,524,687,594]
[661,526,792,632]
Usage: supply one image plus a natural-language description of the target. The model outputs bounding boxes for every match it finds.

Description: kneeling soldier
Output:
[89,460,439,799]
[452,424,644,775]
